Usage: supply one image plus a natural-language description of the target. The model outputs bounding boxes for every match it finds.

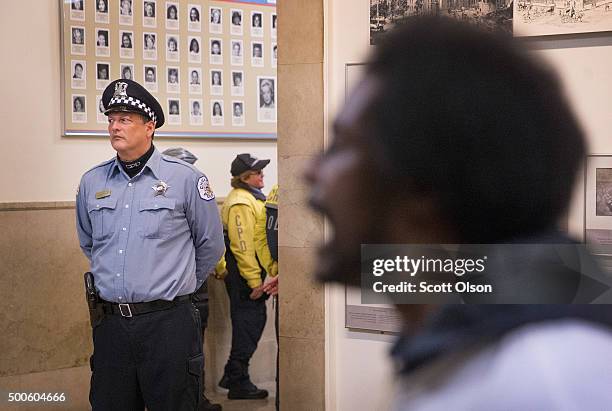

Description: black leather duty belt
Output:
[100,294,191,318]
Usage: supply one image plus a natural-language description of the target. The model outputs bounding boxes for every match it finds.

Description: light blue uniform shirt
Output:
[76,148,224,303]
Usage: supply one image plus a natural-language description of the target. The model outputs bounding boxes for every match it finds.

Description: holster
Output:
[84,272,104,328]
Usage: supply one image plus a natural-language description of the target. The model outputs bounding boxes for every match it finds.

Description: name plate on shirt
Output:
[95,189,111,199]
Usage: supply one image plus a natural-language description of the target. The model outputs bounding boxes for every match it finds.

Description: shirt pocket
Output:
[87,198,118,241]
[138,198,176,239]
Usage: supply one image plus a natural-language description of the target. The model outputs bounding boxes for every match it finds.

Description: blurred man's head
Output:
[306,17,585,286]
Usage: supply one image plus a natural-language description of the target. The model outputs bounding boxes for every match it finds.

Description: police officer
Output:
[259,184,279,410]
[218,154,274,399]
[76,79,225,410]
[161,147,223,411]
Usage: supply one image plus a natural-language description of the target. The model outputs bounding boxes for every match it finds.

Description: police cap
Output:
[231,153,270,176]
[102,79,165,128]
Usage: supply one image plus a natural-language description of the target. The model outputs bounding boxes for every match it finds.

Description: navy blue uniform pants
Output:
[89,301,203,411]
[223,249,267,385]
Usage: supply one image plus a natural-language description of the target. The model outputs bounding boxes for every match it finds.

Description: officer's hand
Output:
[214,269,228,280]
[262,276,279,296]
[249,285,265,300]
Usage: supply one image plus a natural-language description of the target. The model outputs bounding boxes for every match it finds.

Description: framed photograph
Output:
[71,0,85,20]
[210,69,223,95]
[271,42,277,67]
[95,0,109,23]
[143,32,158,60]
[71,60,86,89]
[166,34,180,61]
[514,0,612,36]
[188,36,201,63]
[231,9,243,35]
[585,155,612,256]
[257,76,276,123]
[189,98,204,125]
[251,11,263,37]
[209,38,223,65]
[119,31,134,59]
[251,41,263,67]
[71,26,85,55]
[96,94,106,124]
[231,39,244,66]
[166,2,179,30]
[209,7,222,33]
[232,100,245,126]
[119,0,134,25]
[271,13,277,38]
[231,70,244,96]
[188,4,202,31]
[369,0,512,45]
[143,0,157,27]
[167,66,180,93]
[72,94,87,123]
[211,99,224,126]
[188,67,202,94]
[143,65,158,92]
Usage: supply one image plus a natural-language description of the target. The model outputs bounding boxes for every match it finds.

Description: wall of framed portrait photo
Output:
[61,0,277,139]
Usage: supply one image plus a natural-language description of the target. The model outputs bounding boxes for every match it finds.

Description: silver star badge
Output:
[152,180,170,196]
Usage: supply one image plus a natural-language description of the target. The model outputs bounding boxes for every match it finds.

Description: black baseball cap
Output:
[102,79,165,128]
[231,153,270,176]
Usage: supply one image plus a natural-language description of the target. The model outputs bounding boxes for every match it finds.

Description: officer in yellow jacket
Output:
[218,153,275,400]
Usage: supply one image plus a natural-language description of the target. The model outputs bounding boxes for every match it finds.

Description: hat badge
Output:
[113,82,128,99]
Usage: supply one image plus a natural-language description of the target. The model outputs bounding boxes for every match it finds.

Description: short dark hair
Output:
[366,17,585,242]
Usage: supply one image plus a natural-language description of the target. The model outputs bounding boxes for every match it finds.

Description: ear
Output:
[145,121,155,139]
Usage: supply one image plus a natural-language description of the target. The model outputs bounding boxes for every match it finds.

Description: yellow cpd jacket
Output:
[221,188,273,288]
[254,185,278,278]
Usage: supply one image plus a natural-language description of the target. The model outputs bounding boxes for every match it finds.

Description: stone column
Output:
[277,0,326,409]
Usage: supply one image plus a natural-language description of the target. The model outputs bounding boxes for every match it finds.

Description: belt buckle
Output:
[118,303,133,317]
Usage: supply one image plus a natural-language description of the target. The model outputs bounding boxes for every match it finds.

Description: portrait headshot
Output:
[232,10,242,26]
[233,102,243,117]
[191,100,202,116]
[73,62,84,79]
[212,101,223,117]
[96,0,108,13]
[232,41,242,57]
[121,32,133,48]
[210,8,221,24]
[252,12,262,28]
[211,70,222,86]
[144,33,156,50]
[190,38,200,54]
[210,39,222,55]
[121,65,133,80]
[232,71,243,87]
[96,30,109,47]
[190,7,200,22]
[259,78,275,108]
[190,69,200,85]
[168,68,179,84]
[72,96,85,113]
[169,100,180,115]
[120,0,132,16]
[96,63,109,80]
[144,1,155,17]
[252,43,263,58]
[167,4,178,20]
[98,97,105,114]
[167,36,178,52]
[144,66,156,83]
[71,0,83,11]
[72,27,84,45]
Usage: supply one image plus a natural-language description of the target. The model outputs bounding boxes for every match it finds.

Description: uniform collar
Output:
[108,146,162,180]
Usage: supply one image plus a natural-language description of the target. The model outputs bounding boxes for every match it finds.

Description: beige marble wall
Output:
[277,0,326,409]
[0,201,277,402]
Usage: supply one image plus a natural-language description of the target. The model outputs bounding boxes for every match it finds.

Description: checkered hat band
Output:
[108,96,157,123]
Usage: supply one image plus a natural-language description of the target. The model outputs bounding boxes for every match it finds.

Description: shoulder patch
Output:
[197,175,215,201]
